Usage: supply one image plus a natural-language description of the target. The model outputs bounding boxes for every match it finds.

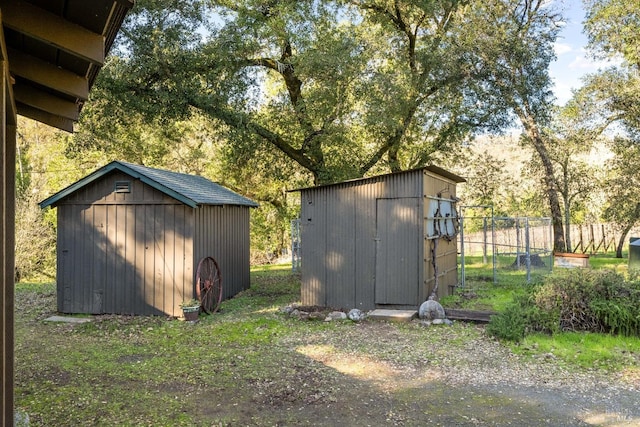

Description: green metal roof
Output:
[39,161,259,209]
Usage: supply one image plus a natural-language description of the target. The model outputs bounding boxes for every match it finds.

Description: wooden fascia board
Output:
[424,166,466,184]
[8,48,88,100]
[17,103,73,132]
[0,10,16,125]
[115,0,135,8]
[39,162,199,209]
[14,83,79,121]
[1,0,105,66]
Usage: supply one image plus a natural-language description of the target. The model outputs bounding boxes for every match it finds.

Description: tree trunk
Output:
[564,196,572,252]
[561,159,572,252]
[524,125,566,253]
[616,203,640,258]
[616,227,633,258]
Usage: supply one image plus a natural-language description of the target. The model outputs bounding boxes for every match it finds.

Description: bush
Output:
[487,269,640,341]
[485,300,527,342]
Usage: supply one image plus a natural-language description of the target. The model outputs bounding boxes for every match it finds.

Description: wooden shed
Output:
[296,166,465,311]
[39,161,258,317]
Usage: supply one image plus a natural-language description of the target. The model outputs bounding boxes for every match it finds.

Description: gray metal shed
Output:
[296,166,465,310]
[40,161,258,317]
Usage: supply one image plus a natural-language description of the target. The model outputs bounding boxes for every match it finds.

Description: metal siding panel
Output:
[111,204,123,314]
[93,205,107,314]
[134,204,146,315]
[300,170,427,310]
[354,180,379,309]
[55,175,198,316]
[125,204,137,314]
[153,205,165,315]
[374,198,421,305]
[217,207,229,297]
[57,206,69,312]
[192,207,204,288]
[325,187,355,309]
[193,205,251,302]
[164,205,176,315]
[222,207,234,298]
[80,205,94,313]
[75,205,85,313]
[228,206,245,298]
[300,189,327,306]
[228,208,237,296]
[179,206,194,309]
[104,204,116,313]
[242,208,251,291]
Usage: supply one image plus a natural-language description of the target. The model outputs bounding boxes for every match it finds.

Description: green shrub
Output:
[485,301,527,342]
[486,290,558,341]
[487,268,640,341]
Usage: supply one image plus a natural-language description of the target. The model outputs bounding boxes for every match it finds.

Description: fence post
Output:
[482,217,487,265]
[516,217,521,268]
[291,219,301,272]
[492,207,497,285]
[525,217,531,283]
[459,213,466,288]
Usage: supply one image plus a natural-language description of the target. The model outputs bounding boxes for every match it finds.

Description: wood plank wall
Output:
[423,170,459,300]
[1,36,17,426]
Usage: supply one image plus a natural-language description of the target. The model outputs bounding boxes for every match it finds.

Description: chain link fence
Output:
[459,209,553,288]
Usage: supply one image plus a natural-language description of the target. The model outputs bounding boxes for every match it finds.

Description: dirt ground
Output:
[13,283,640,426]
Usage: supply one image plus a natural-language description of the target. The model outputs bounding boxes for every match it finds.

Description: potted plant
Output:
[180,299,201,321]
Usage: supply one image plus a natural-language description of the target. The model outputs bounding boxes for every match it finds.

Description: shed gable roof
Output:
[39,161,259,209]
[290,165,466,193]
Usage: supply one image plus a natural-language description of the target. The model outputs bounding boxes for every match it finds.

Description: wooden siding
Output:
[56,174,194,317]
[422,170,460,300]
[300,169,432,310]
[1,78,17,423]
[193,205,251,300]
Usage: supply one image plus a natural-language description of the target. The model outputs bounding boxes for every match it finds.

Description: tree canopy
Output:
[78,0,559,185]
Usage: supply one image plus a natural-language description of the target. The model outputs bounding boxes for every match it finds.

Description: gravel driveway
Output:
[282,320,640,426]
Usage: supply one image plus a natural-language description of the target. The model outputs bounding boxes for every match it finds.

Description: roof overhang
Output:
[39,161,200,209]
[289,166,466,192]
[1,0,134,132]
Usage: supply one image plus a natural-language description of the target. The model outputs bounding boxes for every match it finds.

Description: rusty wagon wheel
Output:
[195,256,223,314]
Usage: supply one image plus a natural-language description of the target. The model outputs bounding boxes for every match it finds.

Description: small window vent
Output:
[114,181,131,193]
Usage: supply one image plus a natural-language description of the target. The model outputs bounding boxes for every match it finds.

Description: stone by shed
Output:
[294,167,464,311]
[40,161,258,317]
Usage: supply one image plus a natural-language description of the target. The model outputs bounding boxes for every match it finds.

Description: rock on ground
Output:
[418,299,446,320]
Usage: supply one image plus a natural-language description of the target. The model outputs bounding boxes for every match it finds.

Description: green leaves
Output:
[584,0,640,68]
[82,0,563,185]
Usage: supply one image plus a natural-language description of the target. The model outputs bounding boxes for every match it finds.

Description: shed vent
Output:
[114,181,131,193]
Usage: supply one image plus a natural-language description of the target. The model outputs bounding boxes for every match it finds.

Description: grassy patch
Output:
[14,262,640,425]
[449,252,633,312]
[452,252,640,372]
[588,252,629,272]
[513,332,640,371]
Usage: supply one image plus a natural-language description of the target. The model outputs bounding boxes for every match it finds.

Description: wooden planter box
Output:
[554,252,589,268]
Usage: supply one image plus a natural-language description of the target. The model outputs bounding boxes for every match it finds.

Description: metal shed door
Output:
[375,198,420,305]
